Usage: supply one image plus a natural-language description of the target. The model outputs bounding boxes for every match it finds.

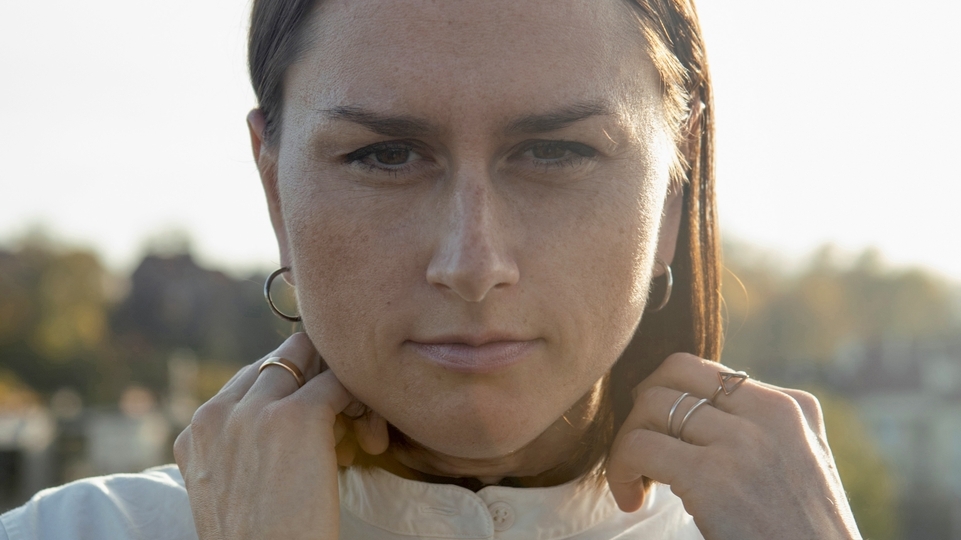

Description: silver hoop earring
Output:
[264,266,302,322]
[647,258,673,313]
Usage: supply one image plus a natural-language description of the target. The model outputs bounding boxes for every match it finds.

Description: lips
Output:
[406,338,540,374]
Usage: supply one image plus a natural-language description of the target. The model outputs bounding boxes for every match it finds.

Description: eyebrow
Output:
[323,106,434,137]
[322,99,614,137]
[505,100,614,134]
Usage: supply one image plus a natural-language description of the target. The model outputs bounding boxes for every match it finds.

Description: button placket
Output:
[487,501,515,532]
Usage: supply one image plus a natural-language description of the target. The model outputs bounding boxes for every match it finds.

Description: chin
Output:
[386,395,557,462]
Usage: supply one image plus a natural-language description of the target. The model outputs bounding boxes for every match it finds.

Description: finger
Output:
[753,382,825,431]
[343,400,366,419]
[606,428,701,512]
[220,363,253,393]
[284,369,354,422]
[627,386,738,445]
[632,352,760,415]
[748,382,832,461]
[334,415,348,444]
[336,432,358,467]
[219,332,320,402]
[245,333,323,403]
[216,363,259,402]
[172,426,192,480]
[353,410,390,456]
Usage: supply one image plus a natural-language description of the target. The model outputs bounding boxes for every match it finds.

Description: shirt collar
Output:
[339,465,619,539]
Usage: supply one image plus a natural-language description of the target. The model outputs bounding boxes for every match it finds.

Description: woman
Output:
[0,0,862,539]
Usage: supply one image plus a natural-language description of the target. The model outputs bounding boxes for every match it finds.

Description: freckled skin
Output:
[257,0,683,478]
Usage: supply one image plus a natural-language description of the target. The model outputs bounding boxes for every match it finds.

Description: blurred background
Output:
[0,1,959,538]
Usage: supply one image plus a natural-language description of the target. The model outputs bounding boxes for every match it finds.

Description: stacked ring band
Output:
[258,356,307,388]
[668,370,751,442]
[676,398,710,442]
[667,392,690,437]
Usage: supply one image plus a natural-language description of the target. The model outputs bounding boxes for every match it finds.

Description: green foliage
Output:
[0,244,121,403]
[0,238,290,406]
[722,242,959,374]
[813,388,899,540]
[720,241,961,538]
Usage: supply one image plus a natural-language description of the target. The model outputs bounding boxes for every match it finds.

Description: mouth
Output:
[406,336,541,374]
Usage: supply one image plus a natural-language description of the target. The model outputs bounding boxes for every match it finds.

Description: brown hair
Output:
[248,0,721,482]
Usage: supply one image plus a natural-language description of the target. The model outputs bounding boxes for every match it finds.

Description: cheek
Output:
[279,160,664,357]
[278,176,419,373]
[544,189,659,358]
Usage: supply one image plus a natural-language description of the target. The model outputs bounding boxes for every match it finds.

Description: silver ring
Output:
[709,371,750,403]
[677,398,710,442]
[667,392,690,437]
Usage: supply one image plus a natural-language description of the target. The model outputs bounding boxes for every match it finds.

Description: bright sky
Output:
[1,1,959,280]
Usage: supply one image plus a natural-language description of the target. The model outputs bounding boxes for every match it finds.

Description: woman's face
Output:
[257,0,681,463]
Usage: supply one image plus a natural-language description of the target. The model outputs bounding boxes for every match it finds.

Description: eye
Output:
[530,143,571,160]
[522,141,598,168]
[372,146,412,165]
[343,141,425,174]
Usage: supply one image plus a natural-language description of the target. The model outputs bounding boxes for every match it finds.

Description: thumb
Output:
[606,430,650,513]
[353,410,390,456]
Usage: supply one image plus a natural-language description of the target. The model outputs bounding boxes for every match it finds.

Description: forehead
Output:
[285,0,661,131]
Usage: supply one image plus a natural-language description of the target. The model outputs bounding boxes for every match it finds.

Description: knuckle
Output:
[172,427,190,463]
[634,385,664,410]
[791,390,824,422]
[285,332,316,357]
[190,399,228,436]
[609,430,648,477]
[632,386,675,429]
[766,389,803,417]
[261,399,310,429]
[662,352,698,369]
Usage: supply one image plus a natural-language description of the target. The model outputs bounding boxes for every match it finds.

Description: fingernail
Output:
[343,401,366,418]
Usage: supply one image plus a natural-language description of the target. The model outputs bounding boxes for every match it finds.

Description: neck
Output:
[365,378,609,488]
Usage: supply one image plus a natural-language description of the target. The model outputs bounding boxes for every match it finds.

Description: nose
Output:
[426,170,520,302]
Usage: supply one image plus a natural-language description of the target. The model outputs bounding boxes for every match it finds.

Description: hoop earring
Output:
[647,258,673,313]
[264,266,302,322]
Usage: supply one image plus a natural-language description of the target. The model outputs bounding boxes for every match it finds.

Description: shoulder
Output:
[0,464,197,540]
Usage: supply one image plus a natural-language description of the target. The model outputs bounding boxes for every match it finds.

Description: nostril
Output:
[424,190,519,301]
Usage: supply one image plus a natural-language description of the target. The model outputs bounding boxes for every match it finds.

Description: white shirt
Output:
[0,464,704,539]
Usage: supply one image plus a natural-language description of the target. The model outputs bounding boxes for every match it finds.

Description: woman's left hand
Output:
[606,352,862,540]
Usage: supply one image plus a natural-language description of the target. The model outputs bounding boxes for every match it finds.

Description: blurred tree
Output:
[0,236,291,406]
[110,252,291,391]
[0,242,123,404]
[722,242,959,377]
[719,241,961,538]
[815,388,900,540]
[0,370,41,410]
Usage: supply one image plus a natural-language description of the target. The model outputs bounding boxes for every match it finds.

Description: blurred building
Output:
[0,407,56,511]
[831,336,961,540]
[0,352,199,512]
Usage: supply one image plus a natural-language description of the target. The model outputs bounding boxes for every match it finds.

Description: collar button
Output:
[488,501,515,532]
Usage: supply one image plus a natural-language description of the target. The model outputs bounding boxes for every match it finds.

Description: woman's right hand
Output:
[173,332,389,540]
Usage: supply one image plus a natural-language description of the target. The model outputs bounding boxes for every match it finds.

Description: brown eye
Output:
[374,148,411,165]
[530,143,568,160]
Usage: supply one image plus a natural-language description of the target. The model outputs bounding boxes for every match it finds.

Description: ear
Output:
[653,187,683,276]
[248,109,294,284]
[653,99,702,276]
